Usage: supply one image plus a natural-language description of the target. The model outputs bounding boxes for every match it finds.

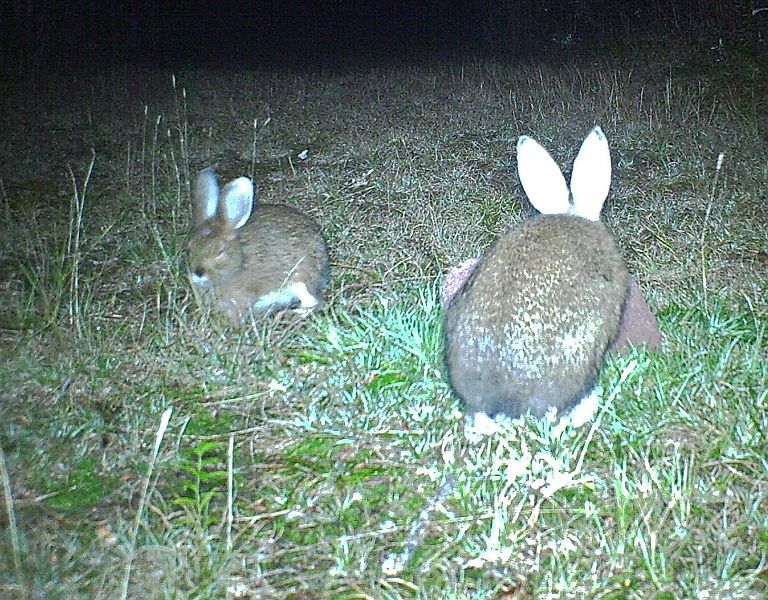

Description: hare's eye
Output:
[193,267,206,278]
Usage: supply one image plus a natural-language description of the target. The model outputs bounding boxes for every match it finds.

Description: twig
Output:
[700,152,724,313]
[381,476,456,575]
[226,434,235,552]
[0,444,23,586]
[65,149,96,338]
[120,407,172,600]
[251,117,272,180]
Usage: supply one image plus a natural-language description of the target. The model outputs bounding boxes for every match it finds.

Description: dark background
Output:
[2,1,766,70]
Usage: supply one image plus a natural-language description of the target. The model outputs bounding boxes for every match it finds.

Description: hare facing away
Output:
[188,168,330,321]
[443,127,630,423]
[442,261,661,354]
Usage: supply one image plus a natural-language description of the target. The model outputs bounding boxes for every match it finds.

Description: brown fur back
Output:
[188,203,329,319]
[444,214,629,418]
[236,204,329,300]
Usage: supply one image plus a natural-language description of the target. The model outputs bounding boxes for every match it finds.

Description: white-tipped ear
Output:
[516,135,570,215]
[220,177,254,230]
[193,168,220,224]
[569,126,611,221]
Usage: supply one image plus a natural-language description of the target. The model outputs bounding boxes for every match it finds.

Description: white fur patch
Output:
[464,390,600,442]
[464,412,506,442]
[253,282,318,312]
[291,282,319,309]
[253,288,298,310]
[190,273,210,287]
[568,389,600,427]
[551,389,600,438]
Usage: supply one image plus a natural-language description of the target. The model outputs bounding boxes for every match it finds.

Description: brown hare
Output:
[444,127,630,428]
[188,168,329,321]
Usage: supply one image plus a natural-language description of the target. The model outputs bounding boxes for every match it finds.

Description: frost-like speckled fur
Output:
[442,259,660,355]
[444,127,629,420]
[188,168,329,321]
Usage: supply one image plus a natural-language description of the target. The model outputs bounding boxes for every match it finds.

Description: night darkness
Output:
[4,1,765,69]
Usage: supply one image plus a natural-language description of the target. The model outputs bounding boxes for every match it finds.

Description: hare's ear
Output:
[193,168,220,224]
[569,126,611,222]
[516,135,570,215]
[220,177,254,230]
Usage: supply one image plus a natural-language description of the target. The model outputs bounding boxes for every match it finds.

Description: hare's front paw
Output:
[463,412,515,441]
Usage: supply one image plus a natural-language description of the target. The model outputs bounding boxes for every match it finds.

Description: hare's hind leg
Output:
[549,389,601,438]
[251,282,321,317]
[289,282,320,317]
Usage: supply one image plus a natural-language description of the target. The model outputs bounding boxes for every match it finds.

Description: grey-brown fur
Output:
[442,259,661,353]
[444,214,629,418]
[188,168,329,322]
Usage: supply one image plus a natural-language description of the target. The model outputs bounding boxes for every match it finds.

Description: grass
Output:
[1,27,768,599]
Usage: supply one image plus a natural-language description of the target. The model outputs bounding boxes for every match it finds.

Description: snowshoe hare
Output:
[188,168,329,321]
[442,260,661,353]
[444,127,630,422]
